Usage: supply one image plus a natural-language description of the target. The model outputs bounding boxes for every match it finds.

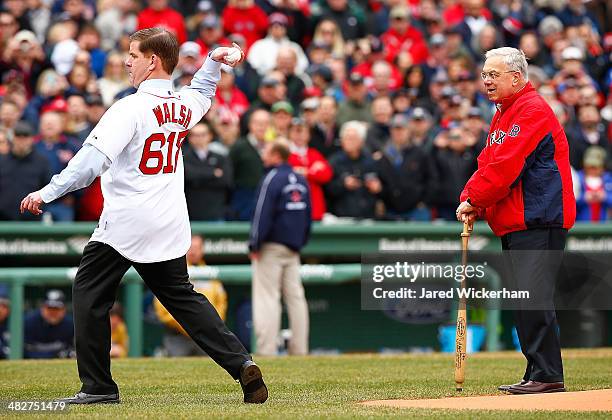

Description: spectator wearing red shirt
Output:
[288,117,333,221]
[449,0,493,48]
[442,0,492,28]
[380,6,429,66]
[215,65,250,120]
[352,38,403,91]
[137,0,187,44]
[222,0,268,50]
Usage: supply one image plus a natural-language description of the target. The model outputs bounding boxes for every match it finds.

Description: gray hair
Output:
[340,120,367,141]
[485,47,528,80]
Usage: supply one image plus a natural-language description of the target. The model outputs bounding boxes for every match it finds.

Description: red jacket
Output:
[461,83,576,236]
[215,87,250,118]
[221,5,269,50]
[380,27,429,65]
[137,7,187,44]
[288,148,333,221]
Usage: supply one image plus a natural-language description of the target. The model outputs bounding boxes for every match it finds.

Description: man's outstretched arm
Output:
[20,144,110,215]
[183,42,245,100]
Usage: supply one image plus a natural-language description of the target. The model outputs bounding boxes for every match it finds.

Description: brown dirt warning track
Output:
[361,389,612,412]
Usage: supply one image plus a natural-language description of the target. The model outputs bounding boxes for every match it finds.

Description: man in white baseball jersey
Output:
[20,28,268,405]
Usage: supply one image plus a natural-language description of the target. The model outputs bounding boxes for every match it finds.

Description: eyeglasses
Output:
[480,70,516,81]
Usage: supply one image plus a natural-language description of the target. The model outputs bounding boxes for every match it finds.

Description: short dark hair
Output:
[270,139,291,162]
[129,28,179,74]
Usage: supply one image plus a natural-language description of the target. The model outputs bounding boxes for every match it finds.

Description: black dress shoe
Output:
[57,392,120,404]
[508,381,565,394]
[498,380,527,392]
[239,361,268,404]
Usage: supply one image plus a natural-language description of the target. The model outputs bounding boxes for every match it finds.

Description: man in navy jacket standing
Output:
[249,139,312,355]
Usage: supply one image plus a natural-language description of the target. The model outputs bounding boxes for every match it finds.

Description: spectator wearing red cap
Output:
[247,13,308,77]
[288,117,333,221]
[137,0,187,44]
[380,6,429,66]
[222,0,268,50]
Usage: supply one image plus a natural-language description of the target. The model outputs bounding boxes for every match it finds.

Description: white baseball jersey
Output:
[84,58,221,263]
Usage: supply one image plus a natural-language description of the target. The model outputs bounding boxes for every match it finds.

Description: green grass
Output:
[1,349,611,419]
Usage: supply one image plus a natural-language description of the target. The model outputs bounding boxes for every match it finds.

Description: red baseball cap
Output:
[41,98,69,114]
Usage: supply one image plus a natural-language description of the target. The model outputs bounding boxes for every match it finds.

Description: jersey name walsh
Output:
[152,102,193,129]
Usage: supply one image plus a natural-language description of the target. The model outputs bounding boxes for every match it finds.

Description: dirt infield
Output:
[361,389,612,412]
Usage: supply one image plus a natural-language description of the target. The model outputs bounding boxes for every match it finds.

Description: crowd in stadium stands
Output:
[0,285,127,360]
[0,0,610,223]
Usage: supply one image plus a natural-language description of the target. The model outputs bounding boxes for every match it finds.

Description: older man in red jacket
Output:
[457,47,575,395]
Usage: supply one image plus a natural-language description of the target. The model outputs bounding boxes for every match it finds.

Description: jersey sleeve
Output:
[179,55,221,128]
[84,98,137,163]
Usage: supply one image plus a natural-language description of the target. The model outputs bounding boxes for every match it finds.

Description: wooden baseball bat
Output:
[455,221,472,392]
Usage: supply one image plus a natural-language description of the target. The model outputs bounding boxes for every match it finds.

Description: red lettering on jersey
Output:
[179,105,186,127]
[173,131,188,172]
[163,103,171,124]
[139,130,188,175]
[163,132,176,173]
[171,102,179,124]
[152,106,164,127]
[184,108,192,129]
[139,133,165,174]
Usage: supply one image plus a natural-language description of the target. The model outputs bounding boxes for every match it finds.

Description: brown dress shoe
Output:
[498,380,527,392]
[508,380,565,394]
[239,361,268,404]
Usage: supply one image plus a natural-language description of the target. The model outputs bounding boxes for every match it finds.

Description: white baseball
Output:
[226,48,242,64]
